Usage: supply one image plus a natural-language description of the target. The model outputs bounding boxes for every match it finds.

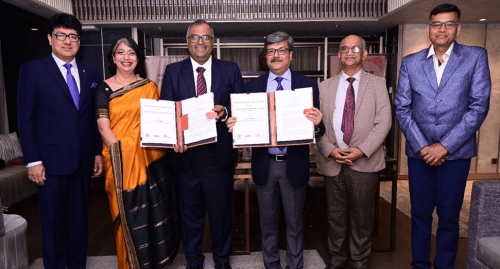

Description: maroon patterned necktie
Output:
[341,77,355,145]
[196,67,207,96]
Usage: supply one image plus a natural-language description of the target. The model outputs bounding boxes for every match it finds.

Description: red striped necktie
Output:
[342,77,355,145]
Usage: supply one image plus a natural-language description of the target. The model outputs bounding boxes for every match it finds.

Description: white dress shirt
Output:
[266,69,292,155]
[52,53,81,92]
[28,54,81,168]
[190,56,212,95]
[427,42,454,87]
[333,70,361,149]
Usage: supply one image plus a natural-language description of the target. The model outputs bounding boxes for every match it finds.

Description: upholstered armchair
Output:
[0,196,28,269]
[466,180,500,269]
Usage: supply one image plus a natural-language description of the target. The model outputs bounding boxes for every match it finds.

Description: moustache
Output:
[194,44,207,49]
[271,58,283,63]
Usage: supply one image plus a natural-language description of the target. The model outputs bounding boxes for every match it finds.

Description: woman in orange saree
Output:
[96,36,180,269]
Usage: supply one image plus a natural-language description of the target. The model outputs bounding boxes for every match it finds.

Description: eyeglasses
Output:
[187,35,214,43]
[340,45,363,54]
[114,50,137,57]
[52,32,80,42]
[429,21,460,29]
[266,47,290,56]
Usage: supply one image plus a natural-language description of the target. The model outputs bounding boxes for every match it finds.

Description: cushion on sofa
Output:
[477,237,500,269]
[0,132,23,162]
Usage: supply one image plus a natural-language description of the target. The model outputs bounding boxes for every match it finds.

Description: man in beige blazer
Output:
[316,35,391,269]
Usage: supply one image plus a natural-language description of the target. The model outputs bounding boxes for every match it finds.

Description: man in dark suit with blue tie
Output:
[17,13,102,269]
[395,4,491,269]
[227,31,324,269]
[160,20,244,269]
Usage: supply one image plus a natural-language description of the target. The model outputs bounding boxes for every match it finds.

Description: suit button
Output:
[435,122,438,125]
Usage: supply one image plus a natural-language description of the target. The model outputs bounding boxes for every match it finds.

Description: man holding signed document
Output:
[227,31,324,269]
[160,20,244,269]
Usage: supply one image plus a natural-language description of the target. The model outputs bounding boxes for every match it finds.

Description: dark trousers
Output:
[324,165,378,269]
[408,158,470,269]
[38,164,90,269]
[256,159,306,269]
[174,147,233,266]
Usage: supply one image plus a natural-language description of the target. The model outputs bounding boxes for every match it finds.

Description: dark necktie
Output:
[342,77,355,145]
[275,77,285,152]
[63,63,79,110]
[196,67,207,96]
[275,76,284,91]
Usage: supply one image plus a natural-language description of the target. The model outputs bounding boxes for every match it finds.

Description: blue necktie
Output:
[275,77,286,153]
[275,76,284,91]
[63,63,79,110]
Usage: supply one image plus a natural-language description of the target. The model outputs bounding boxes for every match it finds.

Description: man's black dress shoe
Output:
[324,264,345,269]
[214,262,232,269]
[186,265,204,269]
[412,267,425,269]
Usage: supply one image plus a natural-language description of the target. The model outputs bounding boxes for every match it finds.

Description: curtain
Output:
[145,55,189,90]
[0,38,8,134]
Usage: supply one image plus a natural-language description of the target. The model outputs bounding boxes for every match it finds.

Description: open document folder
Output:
[230,87,315,148]
[140,92,217,148]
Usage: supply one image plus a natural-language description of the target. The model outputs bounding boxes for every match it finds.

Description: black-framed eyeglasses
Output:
[187,35,213,43]
[266,47,290,56]
[114,50,137,57]
[429,21,460,29]
[340,45,363,54]
[52,32,80,42]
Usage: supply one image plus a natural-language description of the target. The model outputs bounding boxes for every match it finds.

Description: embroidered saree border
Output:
[109,79,151,101]
[109,141,141,269]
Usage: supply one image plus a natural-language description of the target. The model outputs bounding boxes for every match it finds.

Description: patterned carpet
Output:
[379,179,473,238]
[29,250,326,269]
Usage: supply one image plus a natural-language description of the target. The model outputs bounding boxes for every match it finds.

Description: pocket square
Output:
[91,82,98,88]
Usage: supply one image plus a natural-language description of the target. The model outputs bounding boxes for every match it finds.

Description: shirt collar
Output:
[268,69,292,82]
[427,42,454,59]
[190,56,212,71]
[52,53,77,69]
[340,69,362,82]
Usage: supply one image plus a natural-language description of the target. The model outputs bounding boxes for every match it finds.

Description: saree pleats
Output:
[101,80,180,269]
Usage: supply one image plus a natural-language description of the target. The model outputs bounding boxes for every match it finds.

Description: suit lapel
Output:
[182,59,196,98]
[77,61,86,111]
[438,43,462,92]
[290,71,298,90]
[327,75,341,132]
[44,56,77,108]
[211,59,221,97]
[422,48,439,92]
[355,71,368,116]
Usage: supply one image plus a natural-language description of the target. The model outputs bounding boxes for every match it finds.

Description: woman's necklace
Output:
[114,75,137,87]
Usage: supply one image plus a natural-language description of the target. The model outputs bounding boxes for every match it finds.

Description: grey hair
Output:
[186,19,215,38]
[111,37,135,55]
[264,31,294,51]
[339,36,367,51]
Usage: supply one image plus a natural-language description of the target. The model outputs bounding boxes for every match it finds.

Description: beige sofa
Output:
[0,164,38,208]
[0,132,38,207]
